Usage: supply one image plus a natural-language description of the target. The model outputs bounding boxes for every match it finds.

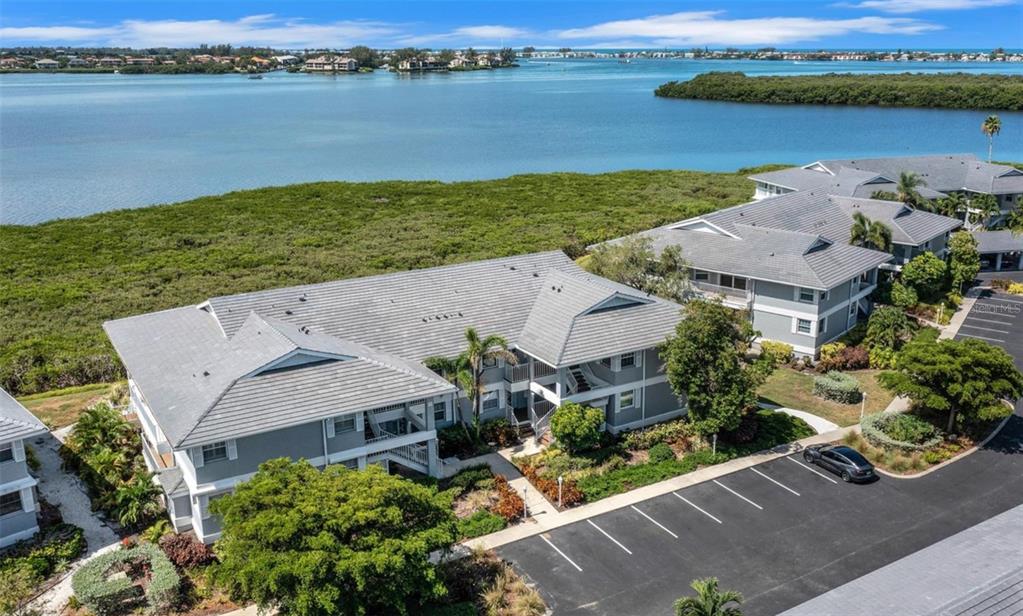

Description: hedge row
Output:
[72,543,179,615]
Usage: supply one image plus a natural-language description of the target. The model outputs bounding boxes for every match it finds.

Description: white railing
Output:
[533,360,556,378]
[533,400,556,438]
[508,363,530,382]
[693,280,749,301]
[366,430,430,469]
[565,370,579,395]
[367,429,398,444]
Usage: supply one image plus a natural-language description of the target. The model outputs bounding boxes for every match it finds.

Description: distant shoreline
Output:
[655,71,1023,111]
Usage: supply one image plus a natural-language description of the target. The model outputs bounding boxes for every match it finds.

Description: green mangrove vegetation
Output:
[655,72,1023,110]
[0,168,770,396]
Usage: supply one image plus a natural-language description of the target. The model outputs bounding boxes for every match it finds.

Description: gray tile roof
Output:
[518,270,681,367]
[972,230,1023,254]
[106,251,683,448]
[0,388,48,443]
[750,154,1023,197]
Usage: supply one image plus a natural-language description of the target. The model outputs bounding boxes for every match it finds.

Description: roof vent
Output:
[510,266,516,270]
[285,309,293,315]
[299,296,307,302]
[202,370,210,377]
[533,272,539,277]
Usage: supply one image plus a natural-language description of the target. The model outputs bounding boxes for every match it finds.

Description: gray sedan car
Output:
[803,444,876,482]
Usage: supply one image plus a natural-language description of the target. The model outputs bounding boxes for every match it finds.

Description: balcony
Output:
[693,280,750,303]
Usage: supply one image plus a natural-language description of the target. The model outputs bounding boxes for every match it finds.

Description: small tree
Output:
[849,212,893,252]
[662,299,761,435]
[549,402,604,453]
[968,193,1000,229]
[879,337,1023,432]
[585,236,692,303]
[674,577,743,616]
[212,460,456,616]
[890,281,918,309]
[897,171,926,209]
[947,231,980,292]
[865,305,913,351]
[900,252,947,301]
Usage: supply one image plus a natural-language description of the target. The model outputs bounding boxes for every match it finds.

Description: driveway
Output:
[498,293,1023,615]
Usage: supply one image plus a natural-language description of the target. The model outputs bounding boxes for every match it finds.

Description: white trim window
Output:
[201,441,228,464]
[619,389,637,411]
[720,274,748,290]
[818,317,827,336]
[693,270,710,282]
[0,443,12,463]
[482,391,500,411]
[796,318,812,335]
[798,287,816,303]
[334,414,357,434]
[433,401,447,423]
[0,490,22,516]
[620,352,636,369]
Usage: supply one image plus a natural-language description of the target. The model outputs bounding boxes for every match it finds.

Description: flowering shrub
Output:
[518,465,583,509]
[818,345,869,372]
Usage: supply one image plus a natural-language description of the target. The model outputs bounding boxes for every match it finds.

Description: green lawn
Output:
[17,382,123,429]
[758,368,894,427]
[1,168,771,396]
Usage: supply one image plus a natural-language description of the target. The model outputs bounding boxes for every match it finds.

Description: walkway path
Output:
[758,403,839,434]
[28,427,120,614]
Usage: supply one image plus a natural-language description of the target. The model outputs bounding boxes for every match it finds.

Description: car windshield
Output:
[838,448,870,467]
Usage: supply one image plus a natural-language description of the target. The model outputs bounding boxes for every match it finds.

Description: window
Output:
[202,441,228,464]
[620,352,636,368]
[619,390,636,410]
[796,319,812,335]
[433,401,447,423]
[798,288,815,303]
[0,443,12,463]
[334,414,357,434]
[0,491,22,516]
[693,270,710,281]
[820,290,829,302]
[720,275,747,290]
[482,391,499,411]
[819,317,827,336]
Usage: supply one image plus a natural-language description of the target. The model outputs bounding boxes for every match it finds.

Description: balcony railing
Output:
[532,360,556,378]
[693,280,749,301]
[508,363,530,382]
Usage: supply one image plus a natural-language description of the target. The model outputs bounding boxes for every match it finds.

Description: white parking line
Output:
[673,492,723,524]
[586,519,633,555]
[786,456,840,484]
[958,332,1006,343]
[713,479,764,510]
[540,535,583,572]
[751,467,801,496]
[985,295,1023,305]
[965,316,1014,326]
[630,505,679,538]
[960,323,1010,334]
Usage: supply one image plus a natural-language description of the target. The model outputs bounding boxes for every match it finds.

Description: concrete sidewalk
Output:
[465,425,858,550]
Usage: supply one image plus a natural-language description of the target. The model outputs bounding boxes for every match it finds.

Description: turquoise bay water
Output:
[2,58,1022,225]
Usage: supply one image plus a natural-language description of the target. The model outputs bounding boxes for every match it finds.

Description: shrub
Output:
[456,510,507,539]
[861,413,944,453]
[1008,282,1023,296]
[72,543,180,616]
[819,342,846,364]
[865,305,913,351]
[491,476,524,522]
[813,371,862,403]
[577,450,729,501]
[881,413,938,444]
[438,425,484,459]
[868,346,898,369]
[891,281,918,308]
[901,252,948,300]
[818,346,869,372]
[549,402,604,453]
[444,464,494,495]
[721,410,759,444]
[479,419,518,447]
[158,533,217,569]
[519,464,584,508]
[622,418,698,451]
[647,442,675,463]
[0,523,86,613]
[759,340,793,365]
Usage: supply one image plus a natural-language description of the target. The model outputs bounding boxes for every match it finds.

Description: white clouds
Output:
[556,11,941,46]
[0,15,400,48]
[839,0,1016,13]
[396,24,530,46]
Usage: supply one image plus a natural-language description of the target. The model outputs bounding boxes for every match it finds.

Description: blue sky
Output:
[2,0,1021,50]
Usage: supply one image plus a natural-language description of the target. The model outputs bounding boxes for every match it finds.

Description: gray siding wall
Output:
[326,419,367,456]
[605,380,684,428]
[195,421,324,483]
[1,508,38,540]
[1,453,31,484]
[819,280,853,314]
[751,310,813,352]
[754,280,817,313]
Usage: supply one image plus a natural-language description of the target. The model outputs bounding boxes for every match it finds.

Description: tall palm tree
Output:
[849,212,893,253]
[982,114,1001,162]
[425,327,517,439]
[968,193,1000,229]
[934,193,967,219]
[675,577,744,616]
[896,171,927,210]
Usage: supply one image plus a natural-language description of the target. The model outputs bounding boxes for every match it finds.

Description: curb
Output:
[872,405,1016,480]
[463,424,858,550]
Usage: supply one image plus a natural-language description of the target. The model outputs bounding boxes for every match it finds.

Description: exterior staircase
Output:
[568,365,592,393]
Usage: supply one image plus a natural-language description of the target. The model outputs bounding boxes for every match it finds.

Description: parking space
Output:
[496,289,1023,615]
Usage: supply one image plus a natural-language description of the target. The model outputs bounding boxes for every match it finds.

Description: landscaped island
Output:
[0,168,767,396]
[654,72,1023,111]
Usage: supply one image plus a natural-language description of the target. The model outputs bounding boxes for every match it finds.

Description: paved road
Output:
[499,291,1023,616]
[955,289,1023,369]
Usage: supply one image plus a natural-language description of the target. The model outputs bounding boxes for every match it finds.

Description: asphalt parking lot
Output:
[499,290,1023,616]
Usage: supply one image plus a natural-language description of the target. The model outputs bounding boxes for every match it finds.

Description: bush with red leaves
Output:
[818,345,869,372]
[159,533,217,569]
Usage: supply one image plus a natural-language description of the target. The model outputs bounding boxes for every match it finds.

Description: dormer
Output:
[583,292,653,316]
[669,218,737,238]
[803,162,833,175]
